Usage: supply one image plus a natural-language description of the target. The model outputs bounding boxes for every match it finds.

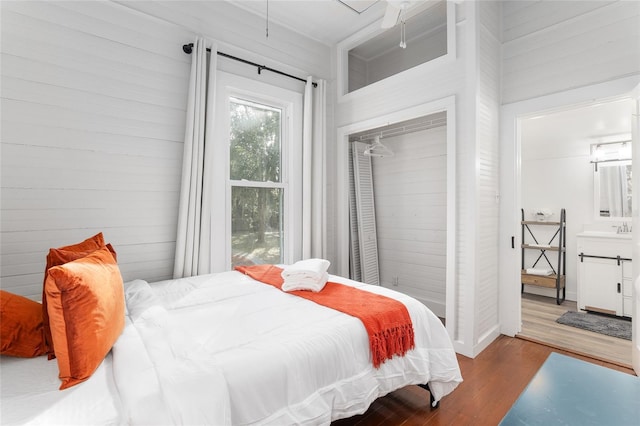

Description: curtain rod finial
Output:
[182,43,194,54]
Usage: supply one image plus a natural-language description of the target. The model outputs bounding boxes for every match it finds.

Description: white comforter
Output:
[112,271,462,425]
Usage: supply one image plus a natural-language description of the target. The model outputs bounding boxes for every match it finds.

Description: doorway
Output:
[499,81,638,367]
[518,98,633,367]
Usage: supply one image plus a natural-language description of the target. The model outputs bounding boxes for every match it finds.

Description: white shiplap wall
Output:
[115,1,332,85]
[1,1,193,298]
[114,0,336,266]
[502,0,640,104]
[335,1,503,357]
[0,1,331,299]
[474,0,501,344]
[372,125,448,317]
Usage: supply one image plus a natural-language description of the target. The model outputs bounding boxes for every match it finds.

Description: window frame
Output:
[213,72,303,272]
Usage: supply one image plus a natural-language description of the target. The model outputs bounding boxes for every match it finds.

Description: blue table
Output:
[500,352,640,425]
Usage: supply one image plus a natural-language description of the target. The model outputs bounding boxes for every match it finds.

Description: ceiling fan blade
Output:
[381,4,401,29]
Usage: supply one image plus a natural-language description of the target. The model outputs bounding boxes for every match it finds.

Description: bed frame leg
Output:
[418,384,439,408]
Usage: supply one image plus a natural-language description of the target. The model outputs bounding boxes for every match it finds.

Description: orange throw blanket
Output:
[236,264,415,368]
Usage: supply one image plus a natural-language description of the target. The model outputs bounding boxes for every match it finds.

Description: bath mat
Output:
[556,311,631,340]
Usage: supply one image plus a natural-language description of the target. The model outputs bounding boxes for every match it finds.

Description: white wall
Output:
[0,1,332,299]
[372,125,447,317]
[116,1,332,87]
[348,54,367,93]
[521,98,634,301]
[502,0,640,104]
[365,27,447,88]
[0,1,192,298]
[473,0,501,342]
[116,0,337,264]
[499,0,640,336]
[336,1,502,357]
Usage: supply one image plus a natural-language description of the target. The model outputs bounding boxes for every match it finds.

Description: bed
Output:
[1,269,462,425]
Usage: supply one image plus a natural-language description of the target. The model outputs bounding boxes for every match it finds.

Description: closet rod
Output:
[182,43,317,87]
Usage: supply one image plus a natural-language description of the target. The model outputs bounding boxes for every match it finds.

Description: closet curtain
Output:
[302,77,327,259]
[173,37,218,278]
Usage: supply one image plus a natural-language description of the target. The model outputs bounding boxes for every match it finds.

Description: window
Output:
[229,98,284,267]
[212,72,302,271]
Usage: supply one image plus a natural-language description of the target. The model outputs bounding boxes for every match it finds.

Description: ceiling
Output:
[227,0,433,46]
[521,98,634,159]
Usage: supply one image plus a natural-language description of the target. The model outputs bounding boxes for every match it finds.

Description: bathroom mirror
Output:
[594,160,632,219]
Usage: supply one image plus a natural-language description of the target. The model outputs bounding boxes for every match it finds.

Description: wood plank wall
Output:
[474,0,502,342]
[336,1,474,353]
[372,124,448,317]
[502,0,640,104]
[1,1,192,298]
[0,1,332,300]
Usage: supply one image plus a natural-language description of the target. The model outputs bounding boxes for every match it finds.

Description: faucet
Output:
[615,222,632,233]
[611,223,632,233]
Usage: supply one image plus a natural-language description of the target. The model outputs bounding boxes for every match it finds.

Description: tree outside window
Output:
[229,98,284,267]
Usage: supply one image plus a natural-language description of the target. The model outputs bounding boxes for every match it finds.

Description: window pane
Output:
[229,98,281,182]
[231,186,283,267]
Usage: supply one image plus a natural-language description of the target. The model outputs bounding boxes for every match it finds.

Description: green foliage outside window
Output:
[229,98,284,266]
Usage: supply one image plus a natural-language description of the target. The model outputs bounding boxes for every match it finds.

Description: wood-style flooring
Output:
[519,293,632,368]
[332,335,635,426]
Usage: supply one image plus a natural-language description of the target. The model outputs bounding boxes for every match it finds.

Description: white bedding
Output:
[114,271,462,425]
[0,270,462,425]
[0,353,123,425]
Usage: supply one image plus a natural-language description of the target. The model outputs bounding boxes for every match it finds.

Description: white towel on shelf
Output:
[525,268,553,276]
[281,258,330,292]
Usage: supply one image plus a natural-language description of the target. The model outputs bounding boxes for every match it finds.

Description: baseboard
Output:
[472,325,501,358]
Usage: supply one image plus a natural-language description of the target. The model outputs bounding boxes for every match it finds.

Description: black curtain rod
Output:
[182,43,317,88]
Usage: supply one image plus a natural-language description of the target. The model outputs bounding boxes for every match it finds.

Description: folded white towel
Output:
[525,268,553,276]
[281,258,330,280]
[282,272,329,292]
[281,259,331,292]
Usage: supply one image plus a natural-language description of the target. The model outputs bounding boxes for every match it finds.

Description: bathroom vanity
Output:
[576,231,633,318]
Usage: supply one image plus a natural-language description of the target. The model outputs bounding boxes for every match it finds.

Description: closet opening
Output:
[336,101,456,329]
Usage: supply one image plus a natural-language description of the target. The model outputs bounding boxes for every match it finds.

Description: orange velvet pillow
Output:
[41,233,118,358]
[0,291,47,357]
[44,246,125,390]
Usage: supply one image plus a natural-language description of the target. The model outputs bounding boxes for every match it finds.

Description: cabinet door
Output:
[579,258,621,315]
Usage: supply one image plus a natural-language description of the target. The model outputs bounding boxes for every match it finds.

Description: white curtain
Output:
[603,164,629,217]
[174,37,218,278]
[302,77,327,259]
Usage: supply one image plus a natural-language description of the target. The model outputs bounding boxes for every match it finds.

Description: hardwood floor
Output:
[519,293,632,368]
[332,335,635,426]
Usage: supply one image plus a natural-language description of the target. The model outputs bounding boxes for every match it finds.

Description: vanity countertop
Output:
[576,231,632,240]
